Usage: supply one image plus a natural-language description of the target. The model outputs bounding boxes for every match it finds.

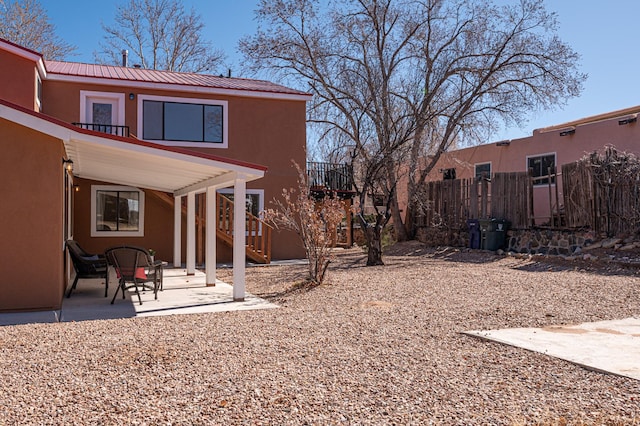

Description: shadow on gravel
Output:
[509,256,640,278]
[376,242,640,278]
[257,278,325,302]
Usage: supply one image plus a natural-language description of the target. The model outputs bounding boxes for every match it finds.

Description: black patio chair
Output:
[105,246,163,305]
[66,240,109,298]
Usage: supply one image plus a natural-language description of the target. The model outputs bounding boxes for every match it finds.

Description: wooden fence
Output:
[417,147,640,236]
[488,172,533,228]
[417,171,533,230]
[563,147,640,236]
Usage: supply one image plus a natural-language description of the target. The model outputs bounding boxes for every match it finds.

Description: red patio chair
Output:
[105,246,163,305]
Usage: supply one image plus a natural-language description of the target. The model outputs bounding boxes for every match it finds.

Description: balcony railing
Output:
[72,122,130,138]
[307,161,354,192]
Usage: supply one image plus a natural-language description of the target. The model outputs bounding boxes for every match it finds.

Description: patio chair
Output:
[105,246,163,305]
[66,240,109,298]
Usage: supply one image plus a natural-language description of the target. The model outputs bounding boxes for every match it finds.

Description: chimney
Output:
[122,50,128,67]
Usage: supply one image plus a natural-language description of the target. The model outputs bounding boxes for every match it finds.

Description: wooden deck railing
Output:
[307,161,354,192]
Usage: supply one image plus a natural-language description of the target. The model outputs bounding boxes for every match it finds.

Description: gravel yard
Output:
[1,243,639,425]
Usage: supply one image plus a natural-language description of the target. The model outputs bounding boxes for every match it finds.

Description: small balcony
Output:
[72,122,130,138]
[307,161,354,193]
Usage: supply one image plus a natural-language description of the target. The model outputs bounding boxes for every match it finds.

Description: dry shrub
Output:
[262,162,344,285]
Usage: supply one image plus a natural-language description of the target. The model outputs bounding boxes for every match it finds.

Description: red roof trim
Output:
[0,98,268,172]
[0,37,43,60]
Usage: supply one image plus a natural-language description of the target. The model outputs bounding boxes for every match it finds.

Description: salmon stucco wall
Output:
[422,115,640,224]
[71,178,175,260]
[44,80,308,260]
[0,48,38,111]
[0,119,65,311]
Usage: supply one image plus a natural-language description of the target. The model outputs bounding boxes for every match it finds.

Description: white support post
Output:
[206,186,217,286]
[173,195,182,268]
[233,177,246,301]
[186,191,196,275]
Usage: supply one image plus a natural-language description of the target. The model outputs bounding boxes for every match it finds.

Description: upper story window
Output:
[475,162,491,178]
[138,95,228,148]
[91,185,145,237]
[527,153,556,186]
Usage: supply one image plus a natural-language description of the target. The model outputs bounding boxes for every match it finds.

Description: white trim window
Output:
[35,72,42,112]
[79,90,126,135]
[474,162,491,178]
[138,94,228,148]
[527,153,556,186]
[218,188,264,235]
[91,185,145,237]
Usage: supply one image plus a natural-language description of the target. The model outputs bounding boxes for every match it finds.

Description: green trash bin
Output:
[479,219,510,251]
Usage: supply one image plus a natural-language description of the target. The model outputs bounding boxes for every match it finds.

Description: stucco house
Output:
[0,38,311,312]
[425,106,640,223]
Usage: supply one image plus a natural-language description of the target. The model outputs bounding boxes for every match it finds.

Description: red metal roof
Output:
[45,60,310,97]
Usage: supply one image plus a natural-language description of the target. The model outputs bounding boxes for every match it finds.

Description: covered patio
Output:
[0,269,278,326]
[63,127,267,302]
[0,98,271,314]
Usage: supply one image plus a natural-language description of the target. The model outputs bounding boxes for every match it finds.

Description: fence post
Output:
[481,176,488,218]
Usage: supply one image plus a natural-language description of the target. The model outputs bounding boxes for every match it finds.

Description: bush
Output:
[262,162,345,285]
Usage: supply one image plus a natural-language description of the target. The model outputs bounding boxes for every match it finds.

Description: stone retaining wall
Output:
[506,229,640,259]
[506,229,596,255]
[416,226,640,259]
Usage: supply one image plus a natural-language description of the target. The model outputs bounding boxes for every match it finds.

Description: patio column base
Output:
[233,297,245,302]
[187,272,195,276]
[206,282,216,287]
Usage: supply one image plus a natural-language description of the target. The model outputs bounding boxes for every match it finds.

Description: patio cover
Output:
[0,99,265,300]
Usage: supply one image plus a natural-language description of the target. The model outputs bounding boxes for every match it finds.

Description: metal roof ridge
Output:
[43,60,310,97]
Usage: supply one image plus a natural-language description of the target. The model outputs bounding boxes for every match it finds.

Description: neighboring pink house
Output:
[0,38,311,312]
[426,106,640,223]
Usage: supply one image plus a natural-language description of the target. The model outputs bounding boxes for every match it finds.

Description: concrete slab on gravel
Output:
[464,317,640,380]
[0,268,278,326]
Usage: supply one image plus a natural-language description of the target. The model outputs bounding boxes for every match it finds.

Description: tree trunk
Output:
[365,226,384,266]
[404,201,418,240]
[390,195,409,242]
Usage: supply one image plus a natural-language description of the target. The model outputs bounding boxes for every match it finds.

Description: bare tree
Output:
[97,0,225,73]
[0,0,75,60]
[241,0,585,265]
[263,162,345,285]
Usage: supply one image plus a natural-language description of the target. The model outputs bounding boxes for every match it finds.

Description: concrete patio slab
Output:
[0,268,278,326]
[464,317,640,381]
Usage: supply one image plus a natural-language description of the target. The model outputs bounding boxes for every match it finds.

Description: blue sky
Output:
[39,0,640,143]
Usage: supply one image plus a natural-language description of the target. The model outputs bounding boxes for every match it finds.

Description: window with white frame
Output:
[91,185,145,237]
[35,73,42,111]
[527,153,556,186]
[218,189,264,235]
[475,162,491,178]
[138,94,228,148]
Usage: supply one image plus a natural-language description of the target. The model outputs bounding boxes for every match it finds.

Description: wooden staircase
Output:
[215,192,272,264]
[149,190,272,264]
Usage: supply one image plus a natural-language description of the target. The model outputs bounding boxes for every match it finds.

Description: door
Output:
[87,98,119,135]
[80,91,126,136]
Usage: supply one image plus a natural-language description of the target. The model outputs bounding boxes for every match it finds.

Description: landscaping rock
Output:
[602,238,622,249]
